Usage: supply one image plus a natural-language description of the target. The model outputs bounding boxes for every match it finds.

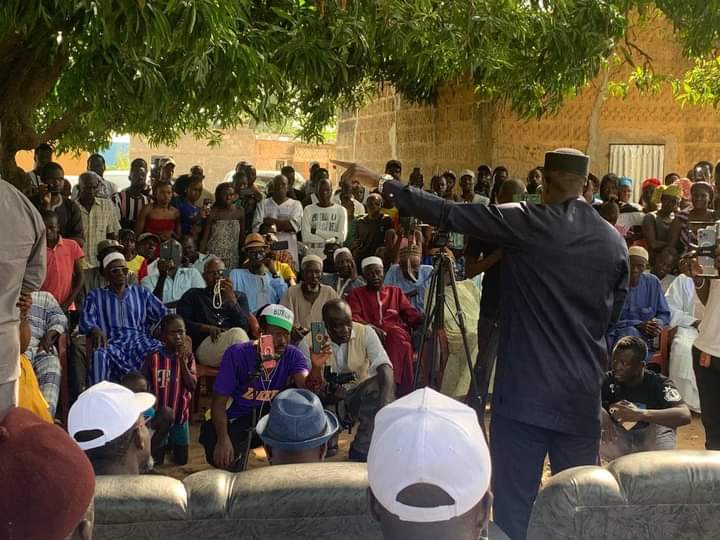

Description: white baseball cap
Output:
[367,387,491,523]
[68,381,156,451]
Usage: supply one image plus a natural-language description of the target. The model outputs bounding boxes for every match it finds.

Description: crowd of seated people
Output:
[9,145,720,522]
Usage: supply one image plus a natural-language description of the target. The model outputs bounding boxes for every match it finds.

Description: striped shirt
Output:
[80,285,166,339]
[143,348,196,424]
[78,198,121,268]
[27,292,67,349]
[111,190,150,230]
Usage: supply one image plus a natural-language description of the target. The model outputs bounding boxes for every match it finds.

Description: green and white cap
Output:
[259,304,294,332]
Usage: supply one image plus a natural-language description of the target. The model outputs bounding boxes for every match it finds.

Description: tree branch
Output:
[39,102,91,144]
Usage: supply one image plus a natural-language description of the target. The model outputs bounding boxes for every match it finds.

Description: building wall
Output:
[336,17,720,182]
[15,149,88,176]
[130,129,336,190]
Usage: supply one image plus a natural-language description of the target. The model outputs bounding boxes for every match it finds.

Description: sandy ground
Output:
[156,396,708,480]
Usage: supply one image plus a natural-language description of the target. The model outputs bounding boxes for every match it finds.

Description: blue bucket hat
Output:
[256,389,339,451]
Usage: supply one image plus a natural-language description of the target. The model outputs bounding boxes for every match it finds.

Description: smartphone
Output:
[697,225,718,277]
[259,334,275,365]
[271,240,289,251]
[311,321,328,354]
[159,240,181,262]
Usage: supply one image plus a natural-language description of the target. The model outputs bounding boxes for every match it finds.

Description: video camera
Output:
[323,366,356,395]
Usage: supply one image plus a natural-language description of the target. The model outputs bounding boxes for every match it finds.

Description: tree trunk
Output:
[0,34,69,191]
[0,142,26,191]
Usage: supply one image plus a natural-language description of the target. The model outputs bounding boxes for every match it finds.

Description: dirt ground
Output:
[157,396,708,480]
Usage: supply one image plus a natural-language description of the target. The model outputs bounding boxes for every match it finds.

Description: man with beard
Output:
[347,257,424,396]
[281,255,339,343]
[321,247,366,299]
[176,257,251,368]
[383,244,432,312]
[69,380,156,475]
[607,246,670,357]
[299,298,394,461]
[200,304,309,471]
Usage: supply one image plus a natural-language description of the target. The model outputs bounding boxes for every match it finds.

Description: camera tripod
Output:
[412,252,482,420]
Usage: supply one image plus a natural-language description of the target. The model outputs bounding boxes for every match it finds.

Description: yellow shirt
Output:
[275,261,296,282]
[127,254,146,275]
[18,355,52,423]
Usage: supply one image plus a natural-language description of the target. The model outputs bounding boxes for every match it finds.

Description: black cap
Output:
[544,148,589,178]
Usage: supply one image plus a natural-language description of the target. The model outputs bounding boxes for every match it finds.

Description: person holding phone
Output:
[298,299,394,462]
[200,304,309,471]
[682,250,720,450]
[141,239,205,307]
[30,161,84,246]
[229,233,288,313]
[252,174,303,268]
[176,257,251,368]
[301,177,348,259]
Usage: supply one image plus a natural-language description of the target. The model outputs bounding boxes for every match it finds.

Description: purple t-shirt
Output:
[213,342,309,419]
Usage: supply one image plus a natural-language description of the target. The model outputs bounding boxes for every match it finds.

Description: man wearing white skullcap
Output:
[280,255,339,342]
[320,247,366,299]
[339,149,629,539]
[79,252,167,384]
[608,244,671,357]
[347,257,424,396]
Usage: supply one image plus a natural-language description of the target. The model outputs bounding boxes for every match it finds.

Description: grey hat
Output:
[256,389,339,451]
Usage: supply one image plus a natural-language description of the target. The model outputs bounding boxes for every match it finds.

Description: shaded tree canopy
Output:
[1,1,719,188]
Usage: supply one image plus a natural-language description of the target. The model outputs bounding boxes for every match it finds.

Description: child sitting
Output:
[140,314,197,465]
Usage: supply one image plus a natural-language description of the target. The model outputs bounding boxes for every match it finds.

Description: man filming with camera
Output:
[338,149,628,540]
[298,298,395,462]
[683,250,720,450]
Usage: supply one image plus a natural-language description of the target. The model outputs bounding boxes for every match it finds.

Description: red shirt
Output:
[142,349,196,425]
[41,237,84,309]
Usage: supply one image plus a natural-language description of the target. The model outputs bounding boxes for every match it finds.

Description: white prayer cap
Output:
[361,256,383,270]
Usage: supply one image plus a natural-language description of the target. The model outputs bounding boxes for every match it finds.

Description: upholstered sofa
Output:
[94,462,378,539]
[528,450,720,539]
[94,451,720,539]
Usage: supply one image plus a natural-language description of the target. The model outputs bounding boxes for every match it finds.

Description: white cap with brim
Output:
[367,388,491,523]
[68,381,156,451]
